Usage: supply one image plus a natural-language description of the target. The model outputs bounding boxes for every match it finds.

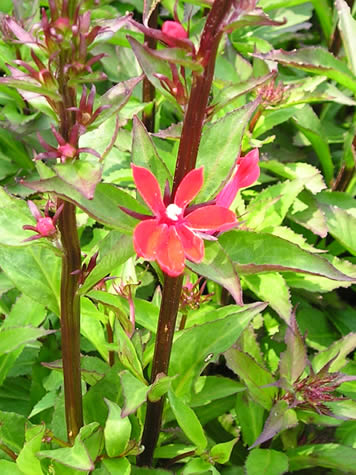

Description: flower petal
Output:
[133,219,163,260]
[216,149,260,208]
[185,205,237,231]
[174,167,204,209]
[156,226,185,276]
[132,165,166,216]
[176,224,204,263]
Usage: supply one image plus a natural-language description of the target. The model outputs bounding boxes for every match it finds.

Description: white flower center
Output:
[166,203,183,221]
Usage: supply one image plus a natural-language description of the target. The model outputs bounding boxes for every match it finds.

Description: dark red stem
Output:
[137,0,234,466]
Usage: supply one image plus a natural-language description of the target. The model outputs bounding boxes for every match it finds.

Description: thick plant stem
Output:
[58,200,83,443]
[138,275,183,466]
[137,0,233,466]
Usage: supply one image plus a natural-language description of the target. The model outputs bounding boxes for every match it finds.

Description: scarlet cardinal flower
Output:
[161,21,188,47]
[216,149,260,208]
[23,200,63,242]
[131,165,237,277]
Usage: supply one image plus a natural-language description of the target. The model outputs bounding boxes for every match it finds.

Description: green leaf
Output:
[169,302,266,397]
[279,310,307,384]
[102,458,131,475]
[288,190,328,238]
[235,392,265,447]
[243,273,292,324]
[0,188,39,246]
[196,100,259,202]
[132,116,172,187]
[78,231,135,295]
[0,461,23,475]
[292,105,334,184]
[335,0,356,76]
[312,333,356,373]
[219,230,354,282]
[245,179,304,232]
[256,48,356,94]
[245,448,289,475]
[287,444,356,472]
[188,239,243,305]
[0,326,53,354]
[147,374,174,402]
[115,322,144,382]
[225,349,276,410]
[210,438,237,464]
[0,77,60,100]
[191,376,245,407]
[81,298,109,362]
[326,400,356,420]
[0,410,26,453]
[23,177,143,233]
[54,161,102,200]
[0,245,60,314]
[38,427,95,471]
[250,400,298,448]
[168,389,208,452]
[16,425,45,475]
[104,399,131,457]
[253,106,299,138]
[120,370,149,417]
[0,294,46,385]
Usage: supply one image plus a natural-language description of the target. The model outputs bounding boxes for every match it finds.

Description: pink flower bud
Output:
[162,21,188,47]
[36,217,56,236]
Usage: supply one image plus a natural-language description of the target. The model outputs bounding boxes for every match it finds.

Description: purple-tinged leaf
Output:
[235,392,265,447]
[250,400,297,449]
[224,8,285,32]
[254,48,356,94]
[220,230,354,282]
[0,77,60,100]
[225,349,277,410]
[98,75,143,126]
[312,333,356,373]
[54,161,102,200]
[3,17,37,45]
[119,370,149,417]
[153,122,182,140]
[279,308,307,384]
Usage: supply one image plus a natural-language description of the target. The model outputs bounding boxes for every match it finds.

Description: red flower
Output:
[132,165,237,277]
[216,148,260,208]
[161,21,188,47]
[23,200,63,242]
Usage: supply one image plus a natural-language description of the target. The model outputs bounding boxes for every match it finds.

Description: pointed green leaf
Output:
[0,245,60,314]
[168,390,208,452]
[256,48,356,94]
[0,326,53,354]
[225,349,276,410]
[104,399,131,457]
[102,457,131,474]
[16,425,45,475]
[54,161,102,200]
[312,333,356,373]
[170,303,267,397]
[210,438,237,464]
[246,448,289,475]
[219,230,354,282]
[336,0,356,76]
[236,392,265,447]
[196,101,259,202]
[287,444,356,472]
[120,370,149,417]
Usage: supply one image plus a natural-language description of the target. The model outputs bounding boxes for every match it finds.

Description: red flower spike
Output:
[131,165,237,277]
[162,21,188,47]
[216,148,260,208]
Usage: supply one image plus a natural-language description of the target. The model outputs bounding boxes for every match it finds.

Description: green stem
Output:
[137,0,234,466]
